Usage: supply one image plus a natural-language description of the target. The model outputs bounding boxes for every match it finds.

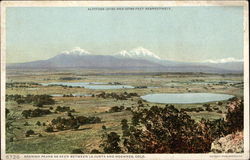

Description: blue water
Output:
[41,82,134,90]
[141,93,234,104]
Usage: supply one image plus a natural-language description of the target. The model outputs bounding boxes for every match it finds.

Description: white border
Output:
[1,1,249,160]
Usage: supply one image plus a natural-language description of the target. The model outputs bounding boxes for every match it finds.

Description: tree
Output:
[121,119,129,137]
[97,98,244,154]
[6,109,21,142]
[100,132,121,153]
[226,98,243,133]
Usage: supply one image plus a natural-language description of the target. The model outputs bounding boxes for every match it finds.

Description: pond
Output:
[141,93,234,104]
[41,82,134,90]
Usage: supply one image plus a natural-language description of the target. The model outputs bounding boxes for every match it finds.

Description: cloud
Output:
[204,57,243,63]
[61,47,91,55]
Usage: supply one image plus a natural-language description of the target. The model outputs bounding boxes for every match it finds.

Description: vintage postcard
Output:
[1,1,249,160]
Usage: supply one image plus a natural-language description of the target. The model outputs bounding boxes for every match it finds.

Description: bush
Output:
[25,129,35,137]
[47,115,101,132]
[45,126,54,132]
[217,110,222,113]
[6,94,55,107]
[96,98,244,154]
[72,149,84,154]
[102,125,107,130]
[22,108,52,118]
[109,106,124,112]
[96,92,138,100]
[226,99,243,133]
[99,105,233,153]
[100,132,121,153]
[55,106,73,112]
[36,121,41,126]
[91,149,101,153]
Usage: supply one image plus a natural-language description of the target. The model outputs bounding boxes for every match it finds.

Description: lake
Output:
[41,82,134,90]
[141,93,234,104]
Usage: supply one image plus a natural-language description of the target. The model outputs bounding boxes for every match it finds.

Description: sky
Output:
[6,6,244,63]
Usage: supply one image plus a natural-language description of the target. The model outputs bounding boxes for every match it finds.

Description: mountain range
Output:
[7,47,243,73]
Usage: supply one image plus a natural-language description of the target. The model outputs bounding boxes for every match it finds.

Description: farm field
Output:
[5,69,244,153]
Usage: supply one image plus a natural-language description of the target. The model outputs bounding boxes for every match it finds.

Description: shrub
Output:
[26,129,35,136]
[55,106,72,112]
[102,125,107,130]
[47,115,101,131]
[100,132,121,153]
[96,98,244,154]
[109,106,124,112]
[91,149,101,153]
[125,107,131,111]
[22,108,52,118]
[45,126,54,132]
[226,99,243,133]
[99,105,233,153]
[72,149,84,154]
[217,110,222,113]
[121,119,129,137]
[36,121,41,126]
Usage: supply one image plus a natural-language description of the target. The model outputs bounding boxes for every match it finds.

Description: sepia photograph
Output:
[1,1,249,160]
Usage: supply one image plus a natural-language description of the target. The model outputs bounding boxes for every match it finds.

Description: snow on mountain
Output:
[118,50,132,57]
[203,57,243,64]
[61,47,91,56]
[115,47,161,60]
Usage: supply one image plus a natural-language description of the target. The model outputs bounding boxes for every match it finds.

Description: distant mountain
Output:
[8,54,167,71]
[7,47,243,73]
[60,47,91,56]
[115,47,161,61]
[200,62,243,72]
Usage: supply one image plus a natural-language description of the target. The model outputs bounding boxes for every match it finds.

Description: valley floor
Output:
[5,69,244,153]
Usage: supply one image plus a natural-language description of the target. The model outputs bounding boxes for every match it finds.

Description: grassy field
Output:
[5,69,243,153]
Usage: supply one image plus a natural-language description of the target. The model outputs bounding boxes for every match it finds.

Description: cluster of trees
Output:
[6,94,55,107]
[55,106,75,113]
[6,82,39,88]
[134,86,148,89]
[6,109,21,142]
[108,105,132,113]
[96,92,139,100]
[108,82,122,85]
[59,77,82,80]
[109,106,125,113]
[180,107,204,112]
[47,84,82,88]
[45,115,101,132]
[226,98,243,133]
[62,94,74,97]
[97,98,243,153]
[22,108,52,118]
[180,104,222,113]
[76,116,101,125]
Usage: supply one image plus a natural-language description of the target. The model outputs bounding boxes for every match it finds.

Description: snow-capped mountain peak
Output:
[61,47,91,56]
[130,47,161,60]
[115,47,161,60]
[118,50,132,57]
[203,57,243,63]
